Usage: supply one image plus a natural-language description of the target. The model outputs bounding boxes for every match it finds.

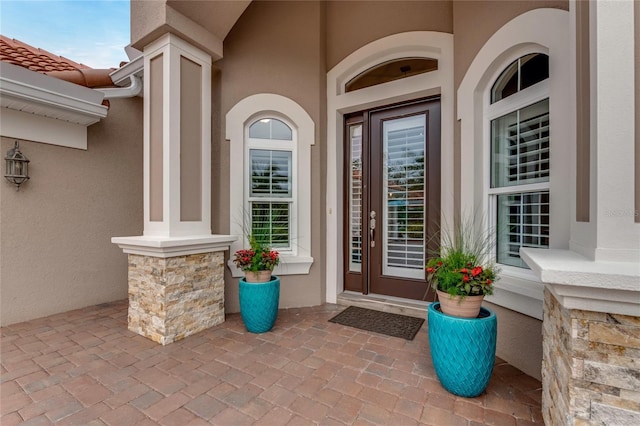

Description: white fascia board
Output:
[0,108,87,150]
[0,62,108,125]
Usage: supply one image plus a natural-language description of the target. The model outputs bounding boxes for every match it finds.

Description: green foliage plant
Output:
[426,216,499,299]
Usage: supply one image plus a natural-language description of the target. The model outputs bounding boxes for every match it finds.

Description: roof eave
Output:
[110,55,144,87]
[0,62,108,126]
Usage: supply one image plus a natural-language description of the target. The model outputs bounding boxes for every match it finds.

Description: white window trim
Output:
[458,8,571,320]
[326,31,455,304]
[226,94,314,276]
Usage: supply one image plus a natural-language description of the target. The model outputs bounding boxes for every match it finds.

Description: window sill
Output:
[485,269,545,320]
[228,255,314,277]
[521,248,640,316]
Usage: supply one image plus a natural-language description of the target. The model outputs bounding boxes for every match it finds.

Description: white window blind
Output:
[497,191,550,268]
[383,116,426,278]
[492,99,549,188]
[506,112,549,183]
[250,149,292,197]
[251,202,290,248]
[349,125,363,272]
[248,141,293,249]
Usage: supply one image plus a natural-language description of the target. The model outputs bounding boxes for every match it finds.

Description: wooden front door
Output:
[344,98,441,300]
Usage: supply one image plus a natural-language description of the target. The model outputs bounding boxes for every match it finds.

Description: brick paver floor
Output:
[1,301,543,425]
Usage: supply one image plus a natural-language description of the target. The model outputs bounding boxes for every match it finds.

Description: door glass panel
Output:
[349,124,363,273]
[382,115,426,279]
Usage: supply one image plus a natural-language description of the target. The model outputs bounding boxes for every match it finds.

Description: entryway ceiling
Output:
[167,0,252,41]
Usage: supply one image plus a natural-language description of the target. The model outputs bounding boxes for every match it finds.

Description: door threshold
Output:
[337,291,432,320]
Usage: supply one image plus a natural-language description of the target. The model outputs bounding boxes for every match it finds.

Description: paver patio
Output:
[1,301,543,425]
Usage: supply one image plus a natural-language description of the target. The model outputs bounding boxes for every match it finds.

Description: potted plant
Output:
[425,217,499,397]
[232,235,280,282]
[233,236,281,333]
[425,218,498,318]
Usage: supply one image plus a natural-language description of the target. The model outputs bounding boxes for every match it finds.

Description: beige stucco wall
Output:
[215,0,326,312]
[484,301,543,380]
[325,0,453,70]
[0,97,143,326]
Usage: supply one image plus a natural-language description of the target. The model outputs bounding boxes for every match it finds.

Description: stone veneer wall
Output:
[543,289,640,425]
[127,252,225,344]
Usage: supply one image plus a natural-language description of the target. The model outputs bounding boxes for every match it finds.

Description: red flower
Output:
[437,261,443,266]
[426,267,435,273]
[487,279,492,285]
[460,268,468,274]
[471,267,482,277]
[463,275,470,283]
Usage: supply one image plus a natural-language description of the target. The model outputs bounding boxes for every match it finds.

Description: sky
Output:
[0,0,130,69]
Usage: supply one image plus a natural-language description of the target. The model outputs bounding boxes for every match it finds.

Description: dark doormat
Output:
[329,306,424,340]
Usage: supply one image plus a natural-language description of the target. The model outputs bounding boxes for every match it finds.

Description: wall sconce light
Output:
[4,141,30,190]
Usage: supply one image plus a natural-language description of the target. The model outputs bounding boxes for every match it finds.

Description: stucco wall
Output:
[216,0,326,312]
[0,97,143,326]
[325,0,453,70]
[484,301,543,380]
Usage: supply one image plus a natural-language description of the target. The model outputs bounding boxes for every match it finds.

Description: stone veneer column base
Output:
[543,289,640,425]
[127,251,225,345]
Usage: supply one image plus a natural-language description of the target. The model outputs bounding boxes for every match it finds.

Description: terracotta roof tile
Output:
[1,34,118,94]
[0,35,91,72]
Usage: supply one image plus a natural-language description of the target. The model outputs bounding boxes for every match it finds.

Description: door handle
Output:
[370,211,376,247]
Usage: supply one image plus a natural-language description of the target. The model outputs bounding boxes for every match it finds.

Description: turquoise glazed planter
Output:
[428,302,497,397]
[239,275,280,333]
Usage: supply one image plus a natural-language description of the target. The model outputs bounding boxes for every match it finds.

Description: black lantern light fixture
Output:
[4,141,30,190]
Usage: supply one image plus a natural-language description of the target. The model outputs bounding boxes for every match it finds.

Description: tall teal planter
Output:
[428,302,497,397]
[239,276,280,333]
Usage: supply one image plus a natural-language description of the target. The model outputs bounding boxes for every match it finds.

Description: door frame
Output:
[342,98,441,300]
[326,31,455,304]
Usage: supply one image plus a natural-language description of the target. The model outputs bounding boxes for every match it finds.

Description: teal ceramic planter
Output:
[428,302,497,397]
[239,276,280,333]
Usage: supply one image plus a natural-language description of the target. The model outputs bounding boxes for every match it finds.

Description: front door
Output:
[344,98,441,300]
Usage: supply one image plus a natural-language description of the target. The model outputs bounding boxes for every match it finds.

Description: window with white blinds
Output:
[246,119,295,251]
[490,98,550,268]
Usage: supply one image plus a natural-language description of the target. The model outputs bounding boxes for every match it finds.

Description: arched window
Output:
[488,54,550,268]
[490,54,549,103]
[226,94,314,276]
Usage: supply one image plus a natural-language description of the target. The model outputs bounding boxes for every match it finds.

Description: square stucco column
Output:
[113,33,235,344]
